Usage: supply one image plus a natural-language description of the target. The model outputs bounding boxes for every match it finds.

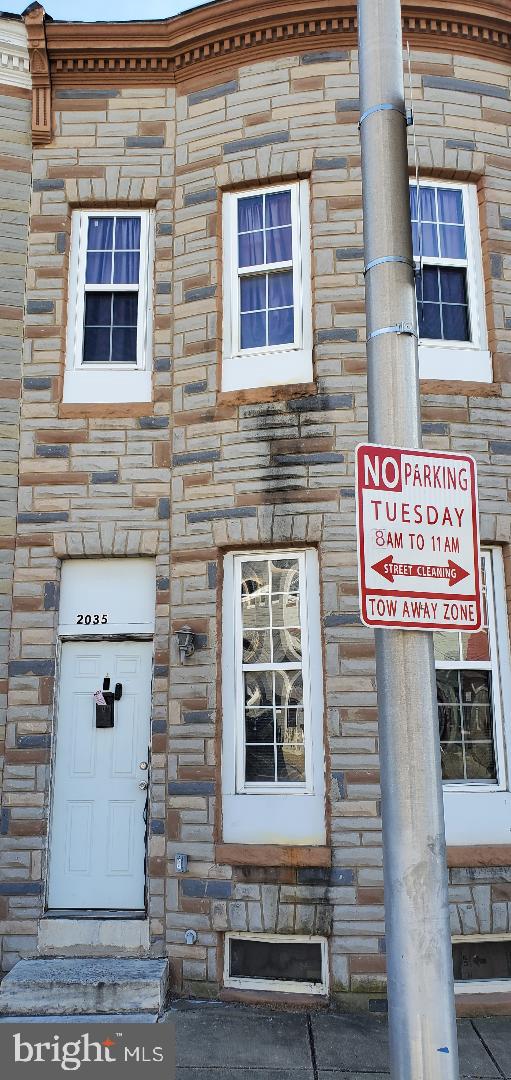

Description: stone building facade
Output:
[1,0,511,1010]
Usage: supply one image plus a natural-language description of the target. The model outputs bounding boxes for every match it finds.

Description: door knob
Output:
[139,780,148,791]
[139,761,148,771]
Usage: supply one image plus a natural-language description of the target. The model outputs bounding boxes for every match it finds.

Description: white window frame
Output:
[222,181,313,392]
[233,550,312,795]
[224,933,329,996]
[64,209,154,403]
[442,547,511,844]
[221,548,326,846]
[411,180,492,382]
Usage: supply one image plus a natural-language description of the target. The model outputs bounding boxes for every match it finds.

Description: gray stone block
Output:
[125,136,165,148]
[138,416,169,429]
[187,507,256,523]
[168,781,215,795]
[18,512,69,523]
[224,131,290,155]
[184,380,207,395]
[26,300,54,314]
[301,49,349,63]
[491,253,503,279]
[182,879,231,899]
[173,450,220,465]
[446,139,476,151]
[32,179,64,191]
[91,471,119,483]
[183,711,213,724]
[316,328,358,343]
[184,188,217,207]
[185,285,217,303]
[336,247,364,261]
[423,75,509,99]
[23,378,51,390]
[314,156,348,170]
[289,393,354,412]
[55,89,120,98]
[188,80,238,106]
[9,659,55,676]
[336,97,360,112]
[324,612,362,626]
[36,444,69,458]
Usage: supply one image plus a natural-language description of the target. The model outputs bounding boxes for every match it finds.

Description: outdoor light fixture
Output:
[174,625,195,663]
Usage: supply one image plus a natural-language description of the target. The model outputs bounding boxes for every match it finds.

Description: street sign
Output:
[355,443,482,631]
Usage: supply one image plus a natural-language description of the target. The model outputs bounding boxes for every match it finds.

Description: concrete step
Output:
[0,958,169,1017]
[0,1014,158,1023]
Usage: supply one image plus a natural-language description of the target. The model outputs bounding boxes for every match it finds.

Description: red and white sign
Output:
[355,444,482,632]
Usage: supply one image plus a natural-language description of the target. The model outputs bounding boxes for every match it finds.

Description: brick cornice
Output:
[24,0,511,141]
[30,1,511,86]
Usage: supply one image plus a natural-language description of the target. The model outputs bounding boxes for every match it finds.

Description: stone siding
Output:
[1,31,511,1003]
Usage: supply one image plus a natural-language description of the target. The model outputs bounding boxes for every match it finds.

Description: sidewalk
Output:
[163,1001,511,1079]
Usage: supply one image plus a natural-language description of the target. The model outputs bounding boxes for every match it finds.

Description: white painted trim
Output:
[222,181,313,391]
[58,558,156,637]
[0,19,30,89]
[454,979,511,995]
[442,548,511,844]
[412,180,492,382]
[224,933,329,996]
[38,918,150,955]
[64,209,154,404]
[221,548,326,845]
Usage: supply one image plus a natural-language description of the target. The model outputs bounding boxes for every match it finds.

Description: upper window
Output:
[435,550,506,789]
[222,182,312,392]
[410,181,491,382]
[64,210,153,404]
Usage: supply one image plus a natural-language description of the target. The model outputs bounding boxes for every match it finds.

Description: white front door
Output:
[48,640,153,910]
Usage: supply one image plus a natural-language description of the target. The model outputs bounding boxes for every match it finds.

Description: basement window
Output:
[453,937,511,987]
[224,933,328,995]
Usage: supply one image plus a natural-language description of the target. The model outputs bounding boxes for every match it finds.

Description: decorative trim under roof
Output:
[24,4,50,143]
[24,0,511,144]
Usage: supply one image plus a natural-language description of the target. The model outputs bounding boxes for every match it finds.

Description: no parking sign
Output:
[355,444,483,632]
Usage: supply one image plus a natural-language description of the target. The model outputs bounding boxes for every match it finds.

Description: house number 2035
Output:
[76,614,108,626]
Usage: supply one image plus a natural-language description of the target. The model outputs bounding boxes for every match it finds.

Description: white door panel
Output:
[48,640,153,909]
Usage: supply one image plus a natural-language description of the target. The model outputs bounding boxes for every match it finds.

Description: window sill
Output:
[420,379,501,398]
[218,381,316,406]
[63,367,152,404]
[222,348,313,393]
[419,345,492,382]
[447,845,511,868]
[216,844,331,867]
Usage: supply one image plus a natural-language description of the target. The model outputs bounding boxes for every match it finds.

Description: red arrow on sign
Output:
[371,555,470,588]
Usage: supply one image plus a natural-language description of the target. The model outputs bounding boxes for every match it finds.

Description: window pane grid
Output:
[435,559,498,784]
[82,215,142,366]
[410,184,471,345]
[236,189,296,352]
[241,557,306,785]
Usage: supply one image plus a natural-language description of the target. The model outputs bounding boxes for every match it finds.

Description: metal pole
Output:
[357,2,460,1077]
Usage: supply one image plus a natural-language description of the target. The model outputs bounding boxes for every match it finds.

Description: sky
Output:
[4,0,209,20]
